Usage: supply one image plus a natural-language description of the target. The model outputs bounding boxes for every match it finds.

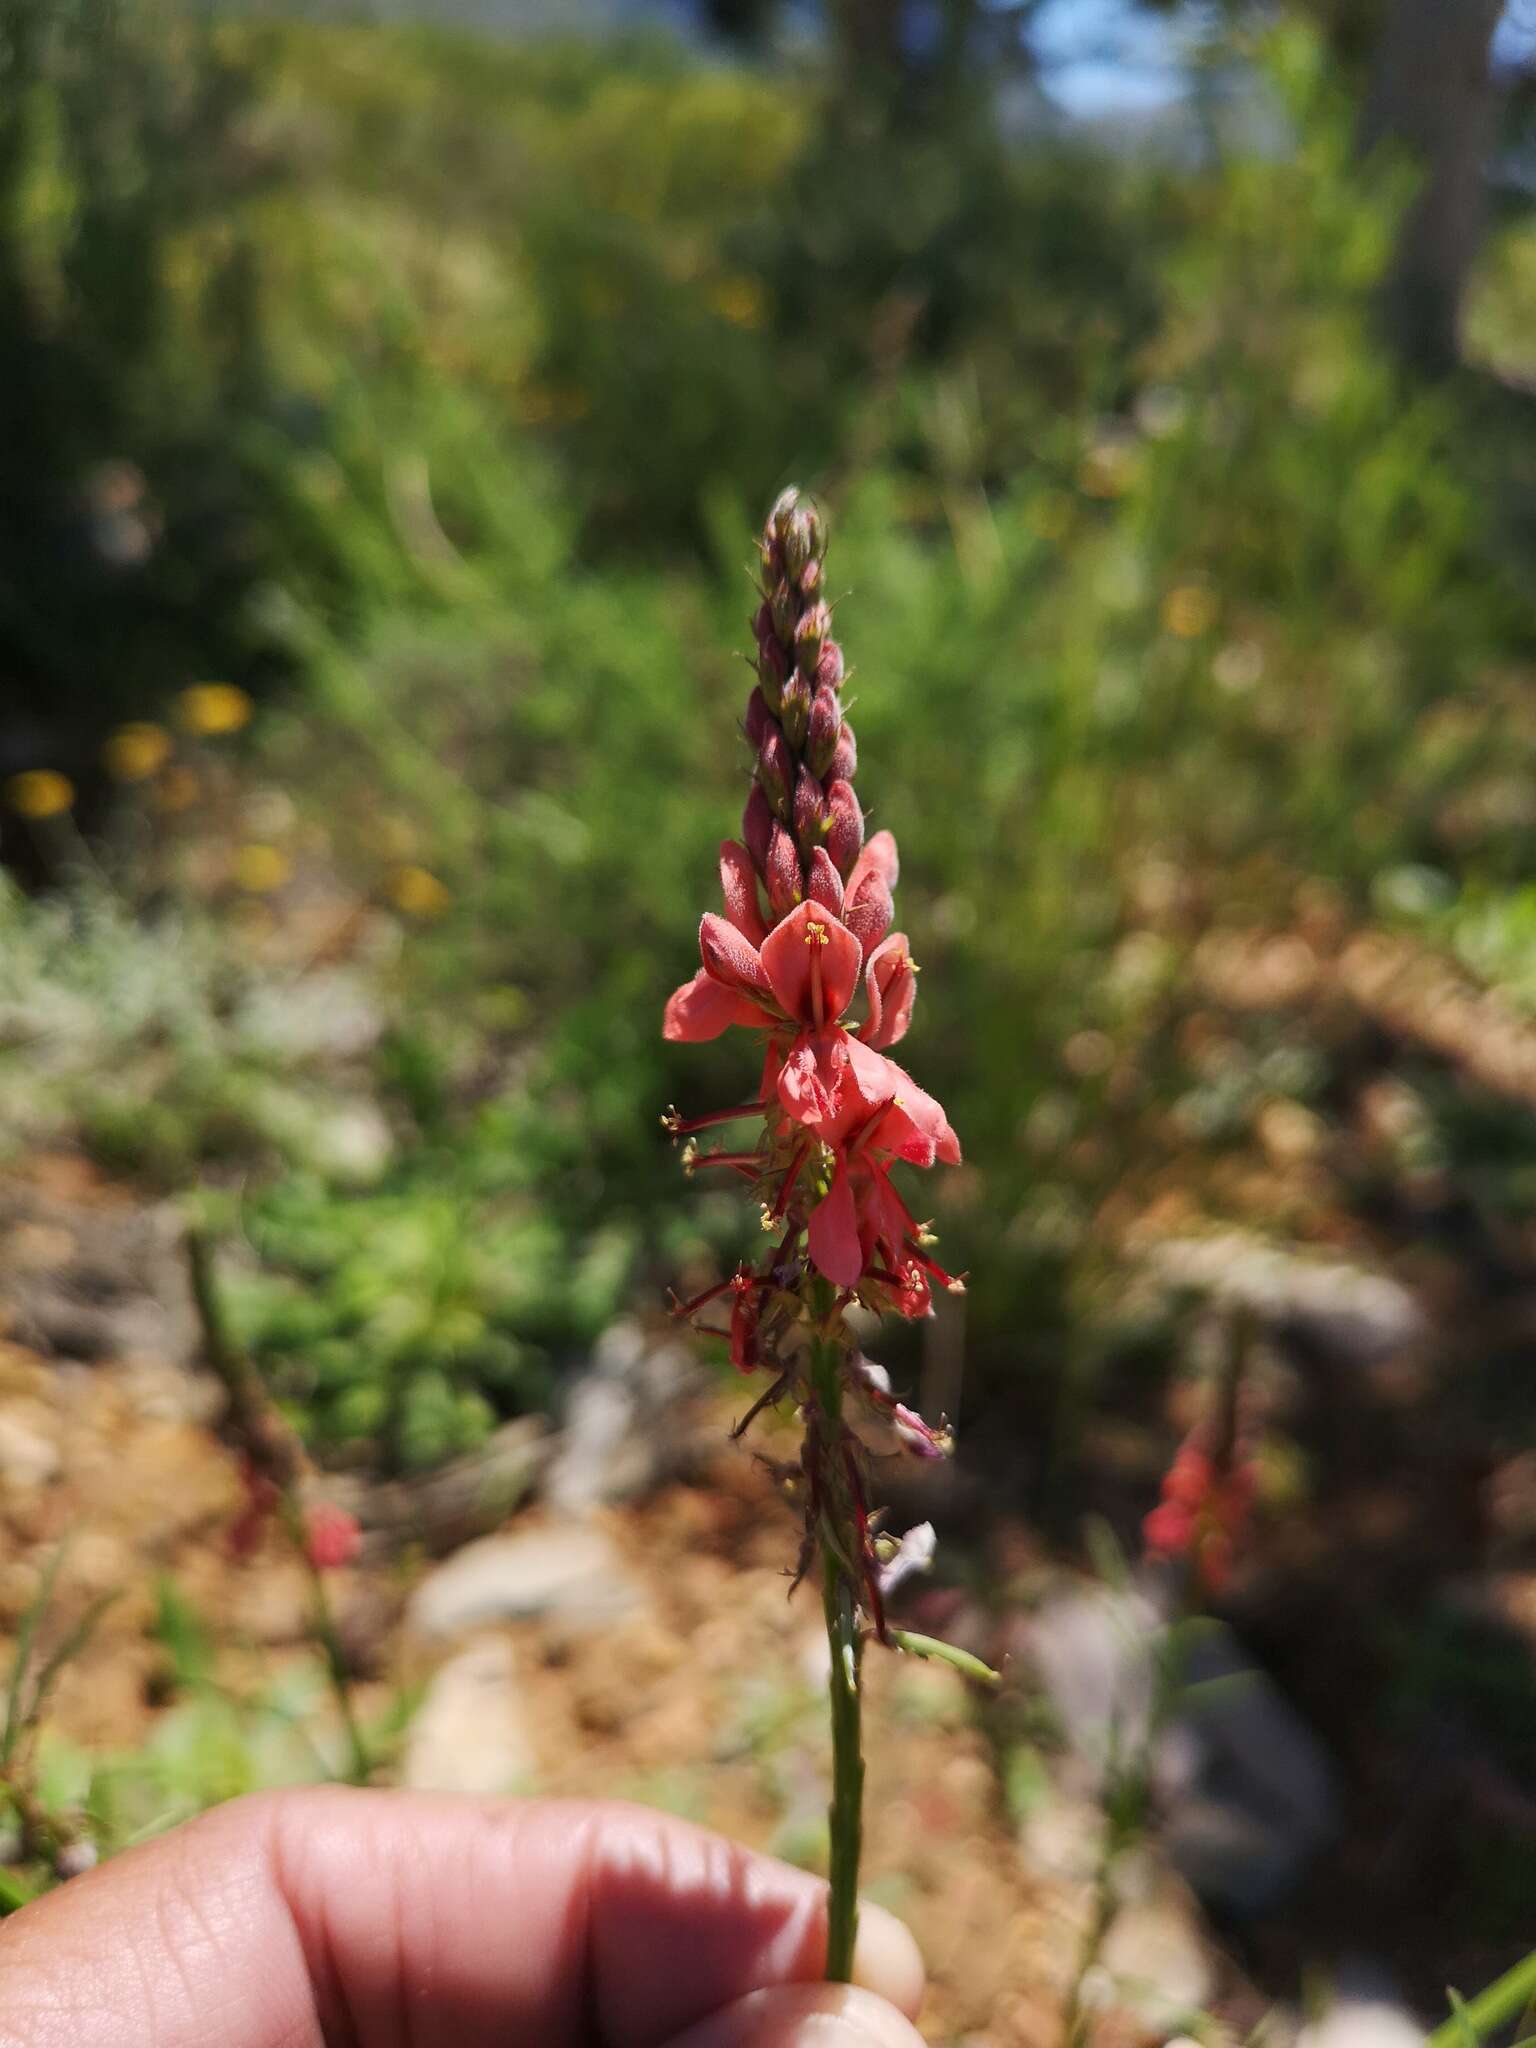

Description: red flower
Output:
[303,1503,362,1572]
[1143,1441,1256,1595]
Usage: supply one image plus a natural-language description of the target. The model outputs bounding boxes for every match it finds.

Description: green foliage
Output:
[0,0,303,761]
[3,11,1535,1469]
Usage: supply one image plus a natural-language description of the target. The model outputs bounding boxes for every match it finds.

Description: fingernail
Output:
[664,1984,926,2048]
[851,1903,925,2020]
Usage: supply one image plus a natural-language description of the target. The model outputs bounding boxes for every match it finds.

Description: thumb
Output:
[662,1985,926,2048]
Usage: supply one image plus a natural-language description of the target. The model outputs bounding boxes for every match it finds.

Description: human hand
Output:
[0,1788,926,2047]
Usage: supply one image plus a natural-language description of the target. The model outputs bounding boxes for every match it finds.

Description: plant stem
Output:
[822,1545,863,1983]
[809,1329,864,1985]
[1428,1952,1536,2048]
[292,1523,372,1786]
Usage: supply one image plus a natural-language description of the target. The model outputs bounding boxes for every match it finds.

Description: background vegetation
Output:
[6,0,1536,2017]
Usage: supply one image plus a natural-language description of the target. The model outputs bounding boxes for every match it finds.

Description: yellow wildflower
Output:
[6,770,74,819]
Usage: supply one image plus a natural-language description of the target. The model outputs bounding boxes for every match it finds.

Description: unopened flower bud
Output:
[757,728,793,818]
[793,767,829,849]
[779,672,811,751]
[794,601,830,676]
[843,872,893,955]
[830,720,857,783]
[782,507,816,584]
[768,485,800,545]
[806,846,845,914]
[755,613,788,712]
[769,578,797,641]
[766,822,802,917]
[745,687,773,749]
[743,783,775,873]
[816,640,844,691]
[797,555,822,600]
[826,777,864,874]
[808,686,841,777]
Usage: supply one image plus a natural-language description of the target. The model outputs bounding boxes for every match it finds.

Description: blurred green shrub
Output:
[5,14,1536,1476]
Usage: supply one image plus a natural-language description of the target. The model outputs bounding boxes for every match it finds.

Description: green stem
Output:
[1429,1953,1536,2048]
[809,1330,864,1985]
[822,1546,863,1984]
[305,1555,372,1788]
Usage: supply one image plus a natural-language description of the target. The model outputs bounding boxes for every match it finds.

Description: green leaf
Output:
[2,1546,68,1765]
[887,1629,1000,1686]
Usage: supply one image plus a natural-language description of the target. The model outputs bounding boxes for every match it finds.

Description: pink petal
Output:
[860,933,916,1050]
[870,1063,961,1167]
[718,840,766,945]
[775,1030,848,1127]
[663,970,772,1042]
[760,900,862,1025]
[699,912,774,1001]
[808,1160,864,1287]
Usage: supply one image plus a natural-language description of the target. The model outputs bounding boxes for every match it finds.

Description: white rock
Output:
[1018,1587,1338,1918]
[404,1636,535,1796]
[546,1320,701,1514]
[1299,2000,1425,2048]
[408,1524,643,1640]
[1146,1233,1424,1363]
[1098,1884,1215,2031]
[0,1411,60,1489]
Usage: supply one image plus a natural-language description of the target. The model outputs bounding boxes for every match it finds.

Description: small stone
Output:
[404,1636,535,1795]
[1299,1998,1425,2048]
[408,1524,643,1641]
[54,1840,99,1881]
[546,1320,702,1515]
[0,1410,61,1490]
[1019,1794,1108,1885]
[1098,1881,1214,2031]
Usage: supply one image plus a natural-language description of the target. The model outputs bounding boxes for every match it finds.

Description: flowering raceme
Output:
[664,492,961,1346]
[663,490,978,1978]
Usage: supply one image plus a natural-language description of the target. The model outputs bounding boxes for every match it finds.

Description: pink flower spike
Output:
[760,900,862,1026]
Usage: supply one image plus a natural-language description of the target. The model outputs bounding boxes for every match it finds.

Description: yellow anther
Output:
[804,920,829,946]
